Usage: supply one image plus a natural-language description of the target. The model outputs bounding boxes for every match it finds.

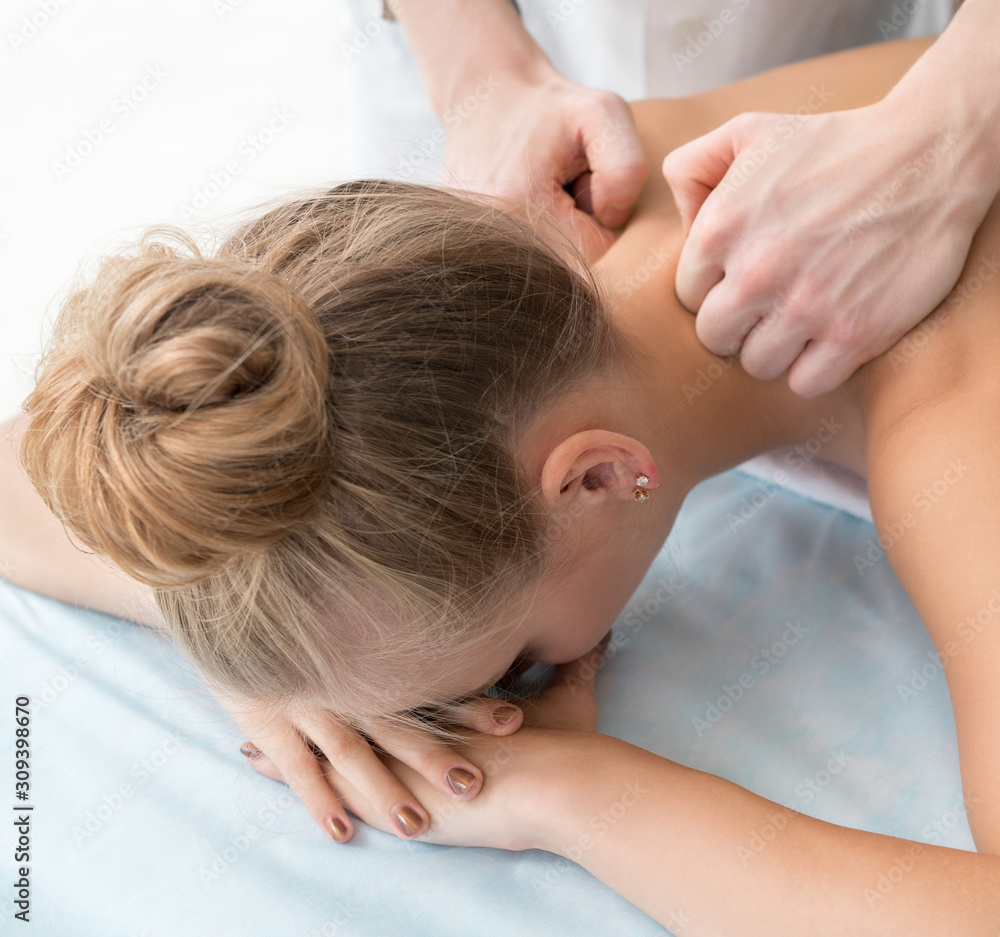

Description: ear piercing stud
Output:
[633,474,660,502]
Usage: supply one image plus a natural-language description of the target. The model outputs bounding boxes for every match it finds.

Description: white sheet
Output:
[0,469,970,936]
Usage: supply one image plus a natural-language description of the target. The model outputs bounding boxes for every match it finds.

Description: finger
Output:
[366,722,484,803]
[673,202,729,314]
[538,186,618,263]
[296,713,431,841]
[661,115,753,231]
[241,743,284,783]
[440,696,524,736]
[689,275,761,357]
[738,302,814,382]
[246,725,356,845]
[570,171,594,215]
[578,94,649,230]
[245,742,406,842]
[787,340,864,399]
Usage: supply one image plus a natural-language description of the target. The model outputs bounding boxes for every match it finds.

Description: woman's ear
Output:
[539,429,658,508]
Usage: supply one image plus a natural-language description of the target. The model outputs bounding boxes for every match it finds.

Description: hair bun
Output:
[21,231,331,587]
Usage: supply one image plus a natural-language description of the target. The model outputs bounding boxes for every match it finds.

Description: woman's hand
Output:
[243,634,611,851]
[213,681,525,844]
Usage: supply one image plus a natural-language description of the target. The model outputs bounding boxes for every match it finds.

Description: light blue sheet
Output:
[0,468,971,936]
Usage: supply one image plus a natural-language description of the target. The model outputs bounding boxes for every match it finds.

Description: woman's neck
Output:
[593,213,869,493]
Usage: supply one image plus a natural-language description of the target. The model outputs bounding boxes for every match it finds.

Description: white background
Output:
[0,0,352,419]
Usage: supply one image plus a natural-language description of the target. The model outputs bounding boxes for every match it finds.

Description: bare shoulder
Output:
[862,183,1000,441]
[630,37,932,144]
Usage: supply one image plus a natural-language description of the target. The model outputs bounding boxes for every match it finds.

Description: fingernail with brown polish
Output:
[324,814,349,843]
[240,741,263,760]
[446,767,477,795]
[492,705,519,727]
[391,804,424,837]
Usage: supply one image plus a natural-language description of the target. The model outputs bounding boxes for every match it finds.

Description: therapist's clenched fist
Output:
[662,102,994,398]
[444,73,649,263]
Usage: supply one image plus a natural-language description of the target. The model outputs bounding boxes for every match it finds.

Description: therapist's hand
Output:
[391,0,647,264]
[662,100,996,398]
[444,71,649,263]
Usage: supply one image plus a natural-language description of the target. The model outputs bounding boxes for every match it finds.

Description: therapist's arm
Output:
[389,0,648,261]
[663,0,1000,398]
[0,413,166,628]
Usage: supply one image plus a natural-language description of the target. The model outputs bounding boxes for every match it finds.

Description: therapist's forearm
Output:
[885,0,1000,196]
[391,0,557,120]
[532,735,1000,935]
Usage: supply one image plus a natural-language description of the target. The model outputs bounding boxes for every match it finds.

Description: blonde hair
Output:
[20,180,635,724]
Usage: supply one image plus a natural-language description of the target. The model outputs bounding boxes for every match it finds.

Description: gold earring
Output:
[632,474,660,502]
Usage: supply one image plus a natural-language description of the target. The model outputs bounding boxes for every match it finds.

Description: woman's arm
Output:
[0,414,166,628]
[532,735,1000,936]
[257,654,1000,935]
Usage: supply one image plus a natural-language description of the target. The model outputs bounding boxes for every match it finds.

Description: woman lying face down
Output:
[14,36,1000,931]
[15,174,857,729]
